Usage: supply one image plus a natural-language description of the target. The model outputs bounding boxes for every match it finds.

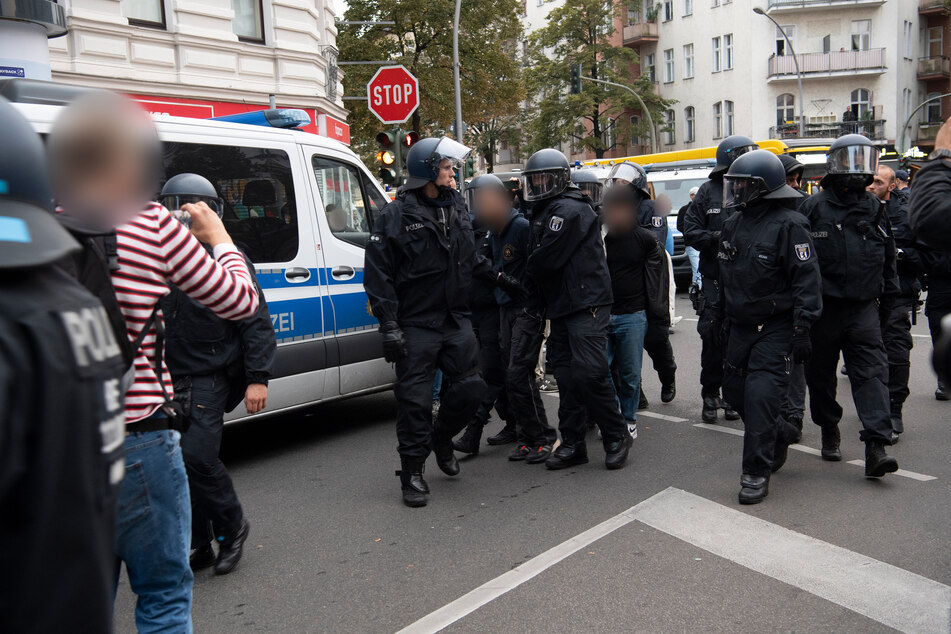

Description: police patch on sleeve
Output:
[549,216,564,232]
[795,243,811,261]
[652,216,664,228]
[503,244,516,261]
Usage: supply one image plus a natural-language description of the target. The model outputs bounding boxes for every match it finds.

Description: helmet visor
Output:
[159,194,224,218]
[521,168,569,202]
[606,162,646,188]
[722,175,764,209]
[826,144,878,175]
[577,181,604,205]
[431,137,472,169]
[724,144,758,164]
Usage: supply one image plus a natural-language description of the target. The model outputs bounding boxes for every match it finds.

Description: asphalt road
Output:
[114,294,951,633]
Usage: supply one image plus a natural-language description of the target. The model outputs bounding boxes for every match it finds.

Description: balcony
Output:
[622,22,659,47]
[769,119,886,140]
[918,56,951,80]
[767,48,886,81]
[919,0,951,15]
[767,0,884,12]
[918,122,943,142]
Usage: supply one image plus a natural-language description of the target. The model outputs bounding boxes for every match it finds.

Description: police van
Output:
[3,79,395,423]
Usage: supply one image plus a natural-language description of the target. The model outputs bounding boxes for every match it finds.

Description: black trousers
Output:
[723,317,798,478]
[697,279,724,395]
[394,317,486,459]
[471,305,509,427]
[547,306,626,448]
[180,372,244,548]
[500,305,557,446]
[882,300,914,407]
[805,298,893,444]
[644,314,677,387]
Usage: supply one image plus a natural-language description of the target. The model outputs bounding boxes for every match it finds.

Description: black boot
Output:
[889,400,903,443]
[214,519,250,575]
[453,424,483,455]
[821,426,842,461]
[771,419,800,474]
[638,391,649,410]
[545,442,589,470]
[701,394,718,423]
[738,474,769,505]
[190,543,216,571]
[865,441,899,478]
[604,435,634,470]
[718,397,740,421]
[486,423,517,445]
[937,381,950,401]
[397,458,429,507]
[431,440,460,476]
[661,377,676,403]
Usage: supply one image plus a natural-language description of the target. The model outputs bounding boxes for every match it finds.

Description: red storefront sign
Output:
[318,113,350,145]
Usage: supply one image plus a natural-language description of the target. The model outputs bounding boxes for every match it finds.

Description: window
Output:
[683,44,695,78]
[711,0,720,6]
[162,142,299,263]
[645,53,656,82]
[925,93,942,123]
[663,0,673,21]
[713,101,722,139]
[629,115,642,147]
[776,93,795,126]
[724,34,734,70]
[684,106,696,142]
[904,21,914,59]
[776,25,795,56]
[712,37,721,72]
[851,20,870,51]
[312,156,387,248]
[663,48,675,83]
[822,35,831,54]
[725,100,735,136]
[850,88,871,119]
[684,0,693,15]
[665,109,676,145]
[233,0,265,42]
[902,88,913,125]
[121,0,165,27]
[927,27,943,58]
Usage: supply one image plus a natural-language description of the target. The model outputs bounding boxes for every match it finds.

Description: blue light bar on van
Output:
[209,109,311,129]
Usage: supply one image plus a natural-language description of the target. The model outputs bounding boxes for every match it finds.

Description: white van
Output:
[4,80,396,423]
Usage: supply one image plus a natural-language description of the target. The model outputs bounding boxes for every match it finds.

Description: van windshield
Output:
[651,177,707,213]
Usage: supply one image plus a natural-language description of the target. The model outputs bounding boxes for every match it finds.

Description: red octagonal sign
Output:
[366,65,420,125]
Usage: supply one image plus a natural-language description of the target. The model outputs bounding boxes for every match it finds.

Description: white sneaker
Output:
[672,315,683,326]
[627,422,638,440]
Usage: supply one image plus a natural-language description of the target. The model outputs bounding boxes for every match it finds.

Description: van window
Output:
[312,156,380,247]
[162,142,299,263]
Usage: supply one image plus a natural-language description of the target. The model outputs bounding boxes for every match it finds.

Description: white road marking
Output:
[397,488,951,634]
[637,411,690,423]
[695,423,936,481]
[912,334,930,339]
[634,488,951,634]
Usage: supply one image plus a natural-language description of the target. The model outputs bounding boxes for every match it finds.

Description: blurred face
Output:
[472,187,510,231]
[603,198,637,235]
[867,166,895,201]
[327,206,348,231]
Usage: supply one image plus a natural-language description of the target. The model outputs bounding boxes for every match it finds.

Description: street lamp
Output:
[754,7,805,139]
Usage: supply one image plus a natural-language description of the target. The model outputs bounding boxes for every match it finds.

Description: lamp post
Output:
[580,76,658,154]
[754,7,804,139]
[453,0,465,192]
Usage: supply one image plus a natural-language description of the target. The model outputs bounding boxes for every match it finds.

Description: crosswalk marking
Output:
[637,410,690,423]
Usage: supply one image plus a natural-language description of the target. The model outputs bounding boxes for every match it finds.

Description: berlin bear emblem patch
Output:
[795,243,811,261]
[503,244,516,261]
[549,216,564,232]
[652,216,664,228]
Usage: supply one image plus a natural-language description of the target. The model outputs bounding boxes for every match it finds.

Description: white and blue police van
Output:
[3,79,395,423]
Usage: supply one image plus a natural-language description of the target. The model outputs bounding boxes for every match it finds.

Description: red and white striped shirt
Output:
[113,204,260,423]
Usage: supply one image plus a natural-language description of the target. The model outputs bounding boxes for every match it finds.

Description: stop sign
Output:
[366,65,420,125]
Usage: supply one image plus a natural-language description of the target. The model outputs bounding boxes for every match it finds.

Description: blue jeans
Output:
[115,427,194,634]
[432,369,443,401]
[685,246,701,286]
[607,311,648,422]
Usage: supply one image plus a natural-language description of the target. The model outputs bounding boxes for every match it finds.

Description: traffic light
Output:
[570,64,583,95]
[464,156,476,179]
[399,130,420,148]
[376,130,399,184]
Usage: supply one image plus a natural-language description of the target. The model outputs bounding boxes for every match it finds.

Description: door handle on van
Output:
[331,266,355,280]
[284,267,311,282]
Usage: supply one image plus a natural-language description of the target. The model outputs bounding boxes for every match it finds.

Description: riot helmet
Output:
[404,137,472,190]
[712,135,758,177]
[722,150,802,209]
[570,169,604,205]
[826,134,878,177]
[0,96,79,269]
[159,173,224,218]
[605,161,650,199]
[465,173,507,213]
[521,149,571,202]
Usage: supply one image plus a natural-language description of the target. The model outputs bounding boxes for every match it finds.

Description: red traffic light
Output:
[402,131,420,147]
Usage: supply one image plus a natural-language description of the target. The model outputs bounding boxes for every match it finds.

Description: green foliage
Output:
[523,0,672,158]
[338,0,525,166]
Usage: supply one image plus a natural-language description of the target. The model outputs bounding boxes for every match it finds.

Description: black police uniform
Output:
[880,187,920,433]
[908,158,951,249]
[799,185,899,446]
[921,245,951,393]
[527,188,627,449]
[492,209,557,449]
[365,187,488,462]
[161,248,275,550]
[719,203,822,478]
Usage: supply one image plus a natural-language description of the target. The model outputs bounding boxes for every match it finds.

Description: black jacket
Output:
[883,189,921,298]
[470,222,498,311]
[799,186,900,302]
[489,209,532,307]
[365,187,493,328]
[908,159,951,249]
[162,249,276,387]
[527,188,613,319]
[718,202,823,329]
[684,177,732,280]
[639,198,668,247]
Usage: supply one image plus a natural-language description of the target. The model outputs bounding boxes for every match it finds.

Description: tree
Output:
[337,0,525,166]
[523,0,672,158]
[466,114,524,173]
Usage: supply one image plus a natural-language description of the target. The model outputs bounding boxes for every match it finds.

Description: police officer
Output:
[522,149,633,471]
[365,137,515,507]
[717,150,822,504]
[571,169,604,213]
[684,136,758,422]
[867,165,919,442]
[799,134,900,478]
[158,173,276,574]
[0,96,126,632]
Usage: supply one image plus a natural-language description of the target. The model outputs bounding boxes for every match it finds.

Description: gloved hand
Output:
[497,272,527,301]
[380,321,406,363]
[791,327,812,365]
